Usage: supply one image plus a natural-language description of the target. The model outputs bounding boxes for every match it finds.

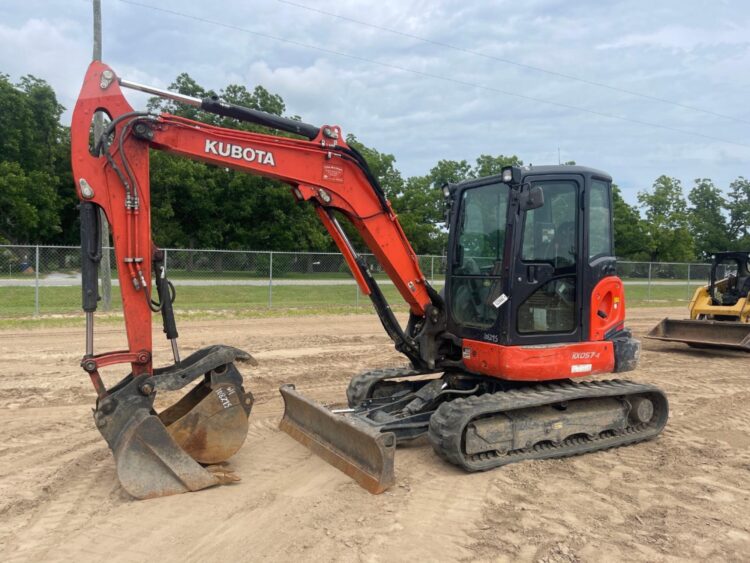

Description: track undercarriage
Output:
[281,367,669,492]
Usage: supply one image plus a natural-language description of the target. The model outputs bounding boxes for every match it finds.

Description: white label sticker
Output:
[492,293,509,309]
[571,364,593,374]
[215,387,234,409]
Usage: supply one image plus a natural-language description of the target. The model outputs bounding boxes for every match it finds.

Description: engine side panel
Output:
[589,276,626,340]
[461,339,615,381]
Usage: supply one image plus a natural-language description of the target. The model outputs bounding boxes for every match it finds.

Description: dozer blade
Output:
[646,318,750,351]
[279,384,396,494]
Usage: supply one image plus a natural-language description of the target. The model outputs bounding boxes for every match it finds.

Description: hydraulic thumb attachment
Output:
[93,346,255,499]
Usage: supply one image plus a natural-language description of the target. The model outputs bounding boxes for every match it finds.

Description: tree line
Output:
[1,71,748,261]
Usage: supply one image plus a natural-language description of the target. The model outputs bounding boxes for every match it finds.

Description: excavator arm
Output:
[71,61,445,497]
[72,61,442,382]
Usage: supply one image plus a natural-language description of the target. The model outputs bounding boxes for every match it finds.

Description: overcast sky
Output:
[1,0,748,204]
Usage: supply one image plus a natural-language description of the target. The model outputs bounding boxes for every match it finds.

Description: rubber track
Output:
[427,379,669,471]
[346,367,425,407]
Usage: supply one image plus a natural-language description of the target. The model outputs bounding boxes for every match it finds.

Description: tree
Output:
[392,174,447,255]
[612,185,649,260]
[147,74,331,253]
[0,74,67,244]
[0,161,62,243]
[688,178,730,259]
[726,177,750,249]
[638,176,694,261]
[473,154,522,177]
[344,134,405,200]
[384,154,525,255]
[427,159,473,187]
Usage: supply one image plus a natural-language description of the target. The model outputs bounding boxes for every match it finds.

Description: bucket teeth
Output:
[279,384,396,494]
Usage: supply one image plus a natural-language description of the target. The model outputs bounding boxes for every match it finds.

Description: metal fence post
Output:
[686,263,691,301]
[647,262,652,301]
[430,256,435,284]
[163,248,168,274]
[34,245,40,316]
[268,251,273,308]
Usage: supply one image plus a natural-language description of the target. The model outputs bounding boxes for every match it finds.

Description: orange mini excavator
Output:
[72,62,668,499]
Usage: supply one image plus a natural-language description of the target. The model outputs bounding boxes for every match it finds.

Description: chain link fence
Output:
[0,244,713,318]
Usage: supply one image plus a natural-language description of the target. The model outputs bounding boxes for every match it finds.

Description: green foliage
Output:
[638,176,694,261]
[473,154,523,177]
[0,74,68,244]
[147,74,329,252]
[0,161,62,243]
[345,134,405,199]
[428,159,473,186]
[727,177,750,249]
[612,185,649,260]
[394,175,447,254]
[688,178,730,259]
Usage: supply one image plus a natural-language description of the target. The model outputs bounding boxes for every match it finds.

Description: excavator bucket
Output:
[159,379,251,464]
[279,384,396,494]
[112,410,232,499]
[95,346,254,499]
[646,318,750,351]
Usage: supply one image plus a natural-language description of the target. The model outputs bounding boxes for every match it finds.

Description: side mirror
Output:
[520,185,544,211]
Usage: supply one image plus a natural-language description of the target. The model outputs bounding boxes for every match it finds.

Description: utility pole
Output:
[93,0,112,310]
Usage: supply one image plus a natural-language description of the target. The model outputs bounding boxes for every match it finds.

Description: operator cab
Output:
[709,251,750,307]
[444,165,616,347]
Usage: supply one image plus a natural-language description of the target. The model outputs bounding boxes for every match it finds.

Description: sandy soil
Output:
[0,307,748,562]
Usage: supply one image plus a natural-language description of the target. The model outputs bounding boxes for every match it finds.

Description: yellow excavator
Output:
[646,251,750,351]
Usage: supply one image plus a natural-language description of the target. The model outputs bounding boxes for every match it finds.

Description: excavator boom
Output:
[71,62,442,496]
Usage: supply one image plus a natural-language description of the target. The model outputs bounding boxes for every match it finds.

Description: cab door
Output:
[446,180,512,343]
[507,176,583,345]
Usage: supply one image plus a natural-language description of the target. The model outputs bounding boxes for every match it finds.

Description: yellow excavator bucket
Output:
[646,318,750,351]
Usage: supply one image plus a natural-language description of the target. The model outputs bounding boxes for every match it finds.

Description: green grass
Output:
[623,284,697,304]
[0,281,692,329]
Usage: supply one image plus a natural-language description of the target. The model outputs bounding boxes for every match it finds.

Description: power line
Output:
[277,0,750,126]
[116,0,750,150]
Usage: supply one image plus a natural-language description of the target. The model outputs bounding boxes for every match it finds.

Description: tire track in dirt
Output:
[2,308,749,561]
[4,447,115,561]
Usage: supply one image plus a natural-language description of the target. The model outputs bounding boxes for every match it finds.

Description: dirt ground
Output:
[0,307,748,562]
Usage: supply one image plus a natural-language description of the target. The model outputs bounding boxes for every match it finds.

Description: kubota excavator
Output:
[72,62,668,499]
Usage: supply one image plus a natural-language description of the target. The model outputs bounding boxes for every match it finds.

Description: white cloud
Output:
[598,24,749,52]
[0,0,748,203]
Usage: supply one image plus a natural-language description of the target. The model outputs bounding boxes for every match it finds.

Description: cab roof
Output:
[453,164,612,190]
